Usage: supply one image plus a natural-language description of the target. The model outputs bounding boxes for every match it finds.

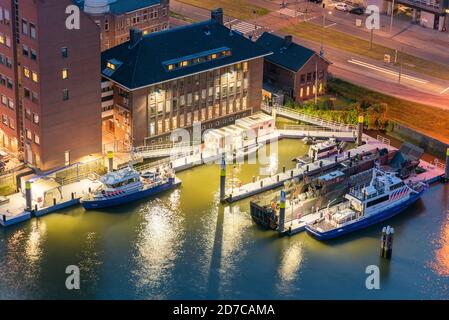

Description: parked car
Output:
[349,6,365,15]
[335,3,349,11]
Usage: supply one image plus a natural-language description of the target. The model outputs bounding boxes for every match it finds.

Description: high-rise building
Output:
[77,0,170,51]
[0,0,102,171]
[100,9,271,147]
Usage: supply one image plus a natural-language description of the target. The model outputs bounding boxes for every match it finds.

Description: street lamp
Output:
[320,5,331,58]
[389,0,395,34]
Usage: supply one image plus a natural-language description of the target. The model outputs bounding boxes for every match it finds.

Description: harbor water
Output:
[1,138,449,299]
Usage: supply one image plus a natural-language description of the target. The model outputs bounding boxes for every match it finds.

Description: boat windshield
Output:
[106,177,138,189]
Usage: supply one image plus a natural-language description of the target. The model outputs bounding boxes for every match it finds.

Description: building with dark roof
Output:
[101,9,272,146]
[76,0,169,51]
[256,32,330,103]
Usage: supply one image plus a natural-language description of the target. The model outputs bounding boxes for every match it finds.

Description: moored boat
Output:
[305,167,427,240]
[81,165,180,210]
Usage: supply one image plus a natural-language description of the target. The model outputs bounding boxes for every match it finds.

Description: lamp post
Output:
[320,5,331,58]
[389,0,395,34]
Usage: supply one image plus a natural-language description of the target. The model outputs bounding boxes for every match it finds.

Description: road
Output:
[170,0,449,109]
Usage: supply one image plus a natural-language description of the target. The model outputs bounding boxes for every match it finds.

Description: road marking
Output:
[277,8,300,18]
[440,86,449,94]
[324,22,337,29]
[347,59,429,84]
[229,21,261,35]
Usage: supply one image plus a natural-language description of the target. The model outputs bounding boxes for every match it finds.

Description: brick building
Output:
[0,0,102,171]
[101,10,271,147]
[256,32,330,103]
[78,0,170,51]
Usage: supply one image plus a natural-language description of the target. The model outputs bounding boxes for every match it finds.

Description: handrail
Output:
[262,104,356,131]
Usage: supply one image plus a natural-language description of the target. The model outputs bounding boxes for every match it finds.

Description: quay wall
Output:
[387,122,449,159]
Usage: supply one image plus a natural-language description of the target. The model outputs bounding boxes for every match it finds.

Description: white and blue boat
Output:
[305,167,427,240]
[81,166,180,210]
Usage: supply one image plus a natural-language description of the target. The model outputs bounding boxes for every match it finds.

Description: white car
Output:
[335,2,349,11]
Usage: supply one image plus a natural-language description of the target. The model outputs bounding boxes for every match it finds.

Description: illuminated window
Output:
[181,61,188,67]
[211,54,217,59]
[167,64,174,71]
[62,68,69,80]
[32,72,38,83]
[23,67,30,78]
[0,35,4,44]
[34,134,40,145]
[107,62,116,70]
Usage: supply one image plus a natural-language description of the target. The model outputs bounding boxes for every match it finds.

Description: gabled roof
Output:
[256,32,325,72]
[101,20,272,90]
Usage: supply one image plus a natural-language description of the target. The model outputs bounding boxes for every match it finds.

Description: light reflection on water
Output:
[0,138,448,299]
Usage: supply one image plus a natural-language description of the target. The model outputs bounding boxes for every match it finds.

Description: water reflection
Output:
[132,190,184,299]
[277,240,304,296]
[431,209,449,277]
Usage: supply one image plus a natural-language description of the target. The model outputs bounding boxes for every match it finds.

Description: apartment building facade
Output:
[101,10,271,147]
[78,0,170,51]
[0,0,102,171]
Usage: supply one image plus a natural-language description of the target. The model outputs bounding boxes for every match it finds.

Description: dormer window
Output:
[107,62,116,70]
[167,64,174,71]
[162,47,232,72]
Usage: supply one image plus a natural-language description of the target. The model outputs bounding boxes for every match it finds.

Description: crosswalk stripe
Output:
[277,8,300,18]
[230,21,261,35]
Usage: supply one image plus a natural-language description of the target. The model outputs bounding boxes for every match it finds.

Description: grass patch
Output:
[169,11,198,24]
[327,78,449,144]
[282,22,449,81]
[177,0,270,21]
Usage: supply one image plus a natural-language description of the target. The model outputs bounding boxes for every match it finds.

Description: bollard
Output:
[88,187,91,193]
[385,226,394,259]
[107,151,114,172]
[53,198,57,206]
[219,157,226,202]
[290,170,294,178]
[2,214,6,224]
[306,165,309,172]
[445,148,449,181]
[357,115,364,146]
[25,181,32,211]
[277,175,280,182]
[34,204,38,212]
[335,155,338,163]
[347,151,351,159]
[278,190,286,233]
[260,180,264,188]
[71,192,75,200]
[252,176,256,183]
[282,166,286,173]
[170,162,173,169]
[319,161,323,168]
[380,227,387,258]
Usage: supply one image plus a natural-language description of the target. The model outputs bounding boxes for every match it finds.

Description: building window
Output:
[32,72,38,83]
[34,134,40,145]
[30,23,36,39]
[106,62,116,70]
[22,45,29,57]
[24,88,31,99]
[2,114,7,125]
[22,19,28,35]
[8,98,13,109]
[62,47,68,58]
[62,68,69,80]
[32,91,39,103]
[26,129,32,140]
[33,113,39,124]
[23,67,30,78]
[25,108,32,120]
[64,151,70,166]
[9,118,14,130]
[63,89,69,101]
[1,95,6,105]
[6,79,12,89]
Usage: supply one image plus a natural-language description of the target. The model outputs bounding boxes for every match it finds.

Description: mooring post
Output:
[278,190,286,233]
[107,151,114,172]
[25,181,32,211]
[385,226,394,259]
[357,115,364,146]
[380,226,387,258]
[445,148,449,181]
[219,156,226,202]
[282,165,286,173]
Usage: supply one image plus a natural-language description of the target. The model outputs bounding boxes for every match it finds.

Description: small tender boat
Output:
[305,167,427,240]
[81,165,180,210]
[308,138,339,161]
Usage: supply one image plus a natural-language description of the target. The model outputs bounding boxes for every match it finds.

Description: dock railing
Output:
[376,135,391,146]
[262,104,356,132]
